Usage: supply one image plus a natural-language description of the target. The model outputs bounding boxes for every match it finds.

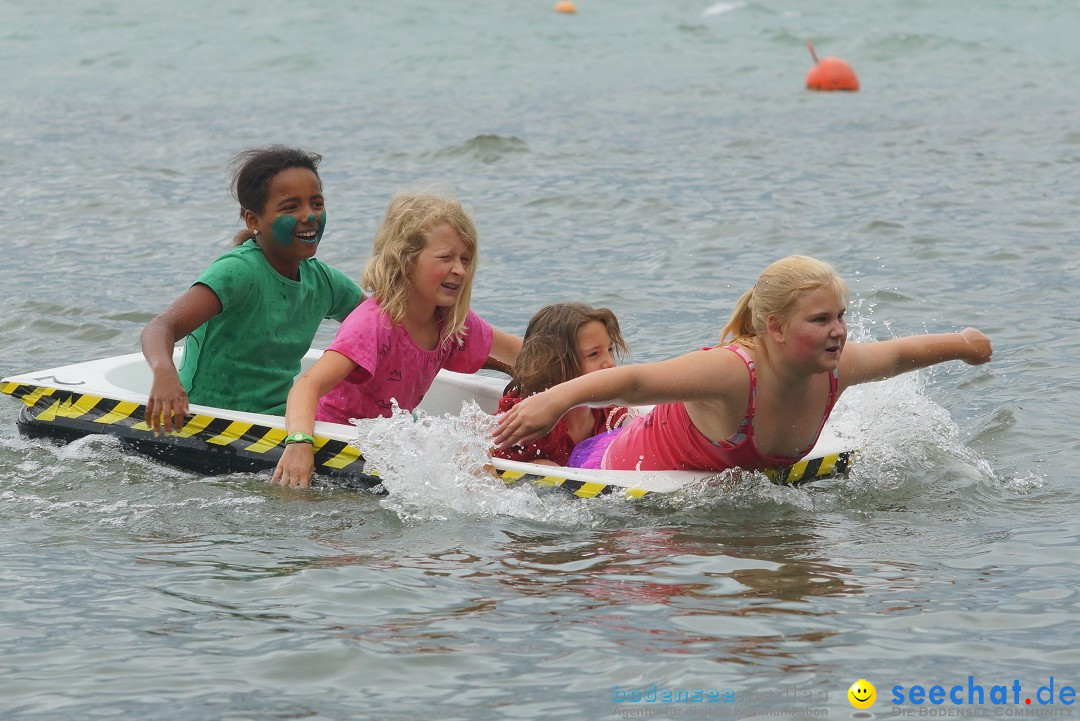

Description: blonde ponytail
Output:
[719,256,849,346]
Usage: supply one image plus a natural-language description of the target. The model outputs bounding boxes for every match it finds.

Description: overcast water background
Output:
[2,1,1080,719]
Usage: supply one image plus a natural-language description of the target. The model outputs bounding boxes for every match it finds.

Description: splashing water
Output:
[829,310,1004,494]
[349,401,596,526]
[346,319,1008,523]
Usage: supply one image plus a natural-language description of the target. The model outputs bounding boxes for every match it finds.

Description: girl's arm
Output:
[493,349,736,449]
[840,328,992,389]
[271,350,358,489]
[140,284,222,434]
[488,328,522,367]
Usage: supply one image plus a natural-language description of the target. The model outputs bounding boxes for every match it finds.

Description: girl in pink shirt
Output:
[273,192,521,488]
[494,256,992,474]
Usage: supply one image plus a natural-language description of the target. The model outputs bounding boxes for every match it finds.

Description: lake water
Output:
[2,1,1080,719]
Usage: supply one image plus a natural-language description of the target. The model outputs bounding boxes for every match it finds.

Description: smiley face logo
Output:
[847,679,876,709]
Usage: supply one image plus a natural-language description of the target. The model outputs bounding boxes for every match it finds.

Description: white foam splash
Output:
[349,401,595,526]
[999,470,1046,494]
[828,313,1003,492]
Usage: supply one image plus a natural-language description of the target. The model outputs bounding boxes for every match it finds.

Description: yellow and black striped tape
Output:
[1,381,376,488]
[766,450,853,486]
[494,448,853,500]
[3,381,852,498]
[495,468,652,500]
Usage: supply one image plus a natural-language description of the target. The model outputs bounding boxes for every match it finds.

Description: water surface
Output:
[2,1,1079,719]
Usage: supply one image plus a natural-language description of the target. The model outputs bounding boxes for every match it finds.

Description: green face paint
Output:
[271,215,298,246]
[269,212,326,246]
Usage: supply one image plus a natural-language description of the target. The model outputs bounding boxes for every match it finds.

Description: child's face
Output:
[248,167,326,262]
[410,223,472,309]
[777,287,847,372]
[576,321,617,375]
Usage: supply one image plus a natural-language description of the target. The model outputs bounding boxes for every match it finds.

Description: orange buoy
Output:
[555,1,577,13]
[805,41,859,92]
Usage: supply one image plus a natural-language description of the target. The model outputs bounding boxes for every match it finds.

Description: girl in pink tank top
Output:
[497,256,992,474]
[585,345,838,471]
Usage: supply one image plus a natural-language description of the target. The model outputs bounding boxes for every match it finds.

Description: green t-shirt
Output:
[178,240,362,415]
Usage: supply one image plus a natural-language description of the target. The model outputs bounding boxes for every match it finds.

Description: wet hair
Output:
[720,255,850,346]
[228,146,322,245]
[362,192,478,344]
[508,302,629,396]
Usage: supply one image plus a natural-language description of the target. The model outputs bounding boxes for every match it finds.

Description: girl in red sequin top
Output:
[494,303,631,466]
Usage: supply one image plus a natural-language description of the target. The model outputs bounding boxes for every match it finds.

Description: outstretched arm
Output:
[140,284,222,434]
[488,328,522,368]
[271,350,358,489]
[840,327,992,389]
[493,349,736,449]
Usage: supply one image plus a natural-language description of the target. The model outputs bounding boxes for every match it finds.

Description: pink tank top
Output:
[601,345,839,472]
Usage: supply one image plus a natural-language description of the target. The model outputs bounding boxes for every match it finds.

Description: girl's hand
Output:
[140,284,223,435]
[271,443,316,489]
[493,391,565,449]
[146,369,190,434]
[959,328,992,365]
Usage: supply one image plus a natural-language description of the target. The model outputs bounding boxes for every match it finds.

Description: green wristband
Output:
[284,432,315,446]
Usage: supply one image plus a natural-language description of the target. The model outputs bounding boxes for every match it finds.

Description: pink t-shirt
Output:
[315,298,494,423]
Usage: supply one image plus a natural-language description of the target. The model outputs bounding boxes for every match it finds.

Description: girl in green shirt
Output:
[140,145,363,432]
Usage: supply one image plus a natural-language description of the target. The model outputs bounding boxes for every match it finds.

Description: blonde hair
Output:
[509,302,629,396]
[362,192,478,344]
[720,255,850,346]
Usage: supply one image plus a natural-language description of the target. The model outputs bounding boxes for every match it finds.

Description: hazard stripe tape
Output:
[497,470,620,499]
[35,398,63,422]
[496,449,854,499]
[173,414,216,439]
[61,394,106,420]
[22,386,55,408]
[3,382,854,498]
[0,383,370,483]
[206,420,254,446]
[93,400,141,426]
[245,427,288,454]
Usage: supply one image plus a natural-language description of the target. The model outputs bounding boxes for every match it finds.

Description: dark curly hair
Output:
[228,145,322,245]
